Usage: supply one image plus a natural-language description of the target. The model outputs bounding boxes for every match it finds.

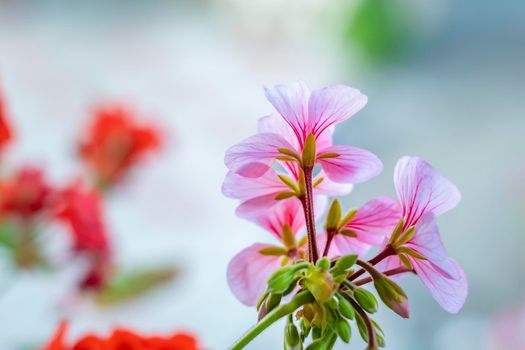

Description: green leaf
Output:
[95,266,176,305]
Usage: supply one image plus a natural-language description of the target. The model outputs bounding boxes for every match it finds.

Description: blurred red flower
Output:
[79,105,161,187]
[55,182,112,289]
[0,87,13,152]
[0,166,52,219]
[43,322,200,350]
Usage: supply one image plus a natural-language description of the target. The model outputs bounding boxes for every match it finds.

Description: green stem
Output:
[228,291,314,350]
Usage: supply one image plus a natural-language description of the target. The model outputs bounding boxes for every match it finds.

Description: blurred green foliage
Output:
[343,0,413,64]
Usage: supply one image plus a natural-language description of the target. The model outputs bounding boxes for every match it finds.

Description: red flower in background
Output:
[0,86,13,152]
[43,322,200,350]
[55,182,112,289]
[79,105,161,187]
[0,166,52,219]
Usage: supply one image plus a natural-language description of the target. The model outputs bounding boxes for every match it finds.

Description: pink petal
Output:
[222,170,287,200]
[406,212,459,279]
[235,193,281,219]
[227,243,284,306]
[314,170,354,197]
[317,232,343,258]
[264,82,310,146]
[251,197,305,239]
[375,256,406,276]
[346,196,402,245]
[394,156,461,227]
[315,125,334,151]
[331,233,371,256]
[225,133,295,178]
[412,257,468,314]
[317,145,383,184]
[308,85,368,138]
[258,114,299,151]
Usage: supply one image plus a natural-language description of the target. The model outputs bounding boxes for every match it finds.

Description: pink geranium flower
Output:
[224,82,382,184]
[222,163,352,219]
[227,198,310,306]
[379,156,468,313]
[320,196,401,256]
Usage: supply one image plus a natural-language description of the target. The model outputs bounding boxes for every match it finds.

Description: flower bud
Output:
[335,318,351,343]
[354,288,378,314]
[336,294,355,320]
[333,254,358,272]
[316,257,330,271]
[374,277,410,318]
[312,326,322,340]
[301,133,316,168]
[305,340,322,350]
[303,267,337,303]
[300,318,311,338]
[265,293,282,312]
[285,322,300,348]
[267,267,297,293]
[325,199,342,231]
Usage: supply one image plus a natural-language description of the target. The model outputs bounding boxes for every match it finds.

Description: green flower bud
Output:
[374,277,409,318]
[337,294,355,320]
[354,288,378,314]
[312,326,322,340]
[305,340,322,350]
[303,267,337,303]
[267,267,297,293]
[335,318,351,343]
[265,293,282,312]
[300,318,311,338]
[285,322,300,347]
[333,254,358,272]
[316,257,330,271]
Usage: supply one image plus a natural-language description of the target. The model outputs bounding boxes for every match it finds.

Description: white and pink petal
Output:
[308,85,367,139]
[412,257,468,314]
[227,243,285,306]
[317,145,383,184]
[224,133,295,178]
[394,156,461,227]
[264,82,310,146]
[346,196,402,245]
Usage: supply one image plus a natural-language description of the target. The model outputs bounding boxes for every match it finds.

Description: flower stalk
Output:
[228,291,314,350]
[300,166,319,263]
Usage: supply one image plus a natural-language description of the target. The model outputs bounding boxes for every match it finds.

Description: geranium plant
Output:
[223,82,468,349]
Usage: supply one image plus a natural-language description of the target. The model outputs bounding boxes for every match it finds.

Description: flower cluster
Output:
[223,82,468,349]
[0,84,172,303]
[42,322,199,350]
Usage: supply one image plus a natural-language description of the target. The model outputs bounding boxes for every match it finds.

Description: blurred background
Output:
[0,0,524,349]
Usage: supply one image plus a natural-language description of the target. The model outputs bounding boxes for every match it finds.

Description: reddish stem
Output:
[322,230,336,257]
[353,267,412,286]
[300,166,319,263]
[348,245,395,281]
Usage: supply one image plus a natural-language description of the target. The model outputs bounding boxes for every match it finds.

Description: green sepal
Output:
[301,133,317,168]
[325,200,342,231]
